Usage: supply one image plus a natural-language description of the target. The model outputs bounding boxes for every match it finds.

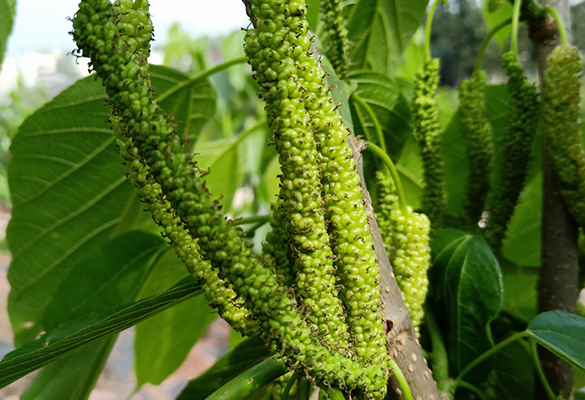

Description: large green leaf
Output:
[349,70,411,161]
[134,249,215,387]
[6,231,166,398]
[501,172,542,267]
[481,0,513,50]
[0,0,15,68]
[0,279,202,388]
[527,311,585,372]
[20,339,115,400]
[345,0,429,75]
[492,340,534,400]
[430,228,503,384]
[7,64,216,345]
[176,338,272,400]
[499,260,538,323]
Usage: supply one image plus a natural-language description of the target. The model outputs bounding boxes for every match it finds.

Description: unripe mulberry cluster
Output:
[244,0,390,374]
[543,44,585,227]
[458,71,494,231]
[375,171,430,335]
[73,0,390,398]
[412,59,445,228]
[320,0,351,79]
[484,52,539,254]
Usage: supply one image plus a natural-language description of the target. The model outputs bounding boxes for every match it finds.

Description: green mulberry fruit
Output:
[484,52,539,254]
[262,198,294,287]
[390,206,431,335]
[246,0,390,368]
[113,117,256,335]
[458,70,494,231]
[375,171,399,260]
[244,0,352,355]
[73,1,387,397]
[412,59,445,228]
[320,0,350,80]
[374,171,430,335]
[543,44,585,227]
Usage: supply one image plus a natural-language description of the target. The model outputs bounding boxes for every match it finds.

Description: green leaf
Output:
[194,129,255,211]
[0,0,15,68]
[345,0,429,75]
[349,70,411,161]
[176,338,272,400]
[501,172,542,267]
[395,133,423,210]
[17,231,165,399]
[492,340,534,400]
[0,280,202,388]
[6,64,216,345]
[527,311,585,372]
[500,260,538,323]
[481,0,513,50]
[430,228,503,384]
[20,338,116,400]
[134,249,215,387]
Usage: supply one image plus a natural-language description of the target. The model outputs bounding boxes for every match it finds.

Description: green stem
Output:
[425,309,450,384]
[351,94,387,153]
[281,372,298,400]
[206,358,287,400]
[132,0,143,9]
[510,0,523,60]
[454,331,527,384]
[299,378,311,400]
[530,338,557,400]
[543,6,568,45]
[388,357,414,400]
[474,18,512,75]
[456,381,489,400]
[365,142,408,214]
[158,56,248,102]
[233,215,270,226]
[425,0,444,63]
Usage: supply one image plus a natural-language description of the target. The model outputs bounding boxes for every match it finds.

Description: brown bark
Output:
[529,1,579,398]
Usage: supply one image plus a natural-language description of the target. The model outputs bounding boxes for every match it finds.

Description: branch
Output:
[529,1,579,398]
[348,137,442,400]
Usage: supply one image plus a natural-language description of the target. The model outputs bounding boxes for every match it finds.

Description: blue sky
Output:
[7,0,249,55]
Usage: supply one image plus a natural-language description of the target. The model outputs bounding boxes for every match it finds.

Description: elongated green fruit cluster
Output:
[484,52,539,253]
[73,1,386,397]
[113,117,256,335]
[390,207,431,335]
[412,59,445,228]
[458,71,494,231]
[320,0,350,79]
[375,171,399,260]
[73,0,256,336]
[374,172,430,335]
[244,0,389,368]
[543,44,585,227]
[244,1,351,354]
[262,199,294,287]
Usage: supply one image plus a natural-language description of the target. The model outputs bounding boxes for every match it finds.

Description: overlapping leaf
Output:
[7,64,216,345]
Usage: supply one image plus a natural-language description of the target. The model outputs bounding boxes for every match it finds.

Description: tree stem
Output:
[474,18,512,75]
[529,0,578,398]
[424,0,443,63]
